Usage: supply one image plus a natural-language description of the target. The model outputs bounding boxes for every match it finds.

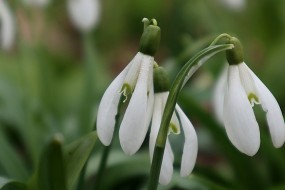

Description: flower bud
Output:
[139,18,161,56]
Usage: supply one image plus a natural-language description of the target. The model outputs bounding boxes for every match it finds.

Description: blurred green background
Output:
[0,0,285,189]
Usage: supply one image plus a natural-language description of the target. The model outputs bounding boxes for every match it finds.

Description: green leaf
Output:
[64,131,97,190]
[97,152,150,190]
[1,181,26,190]
[28,134,67,190]
[0,177,10,188]
[0,130,29,181]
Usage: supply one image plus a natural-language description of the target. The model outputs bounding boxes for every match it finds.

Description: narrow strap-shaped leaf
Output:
[0,130,29,181]
[28,134,67,190]
[1,181,26,190]
[64,131,97,190]
[0,177,10,189]
[148,44,233,190]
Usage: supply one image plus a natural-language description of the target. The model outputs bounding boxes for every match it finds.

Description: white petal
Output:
[96,64,130,146]
[119,56,153,155]
[149,94,163,159]
[159,139,174,185]
[0,1,15,50]
[223,65,260,156]
[213,65,228,123]
[68,0,101,32]
[175,105,198,177]
[248,67,285,148]
[149,92,170,158]
[149,93,174,185]
[145,63,154,129]
[123,52,145,90]
[238,62,260,106]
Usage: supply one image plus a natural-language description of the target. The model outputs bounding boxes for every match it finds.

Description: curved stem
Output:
[147,44,233,190]
[209,33,232,46]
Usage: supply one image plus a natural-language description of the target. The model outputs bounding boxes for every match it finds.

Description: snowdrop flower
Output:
[0,0,15,50]
[22,0,50,7]
[67,0,101,32]
[97,19,160,155]
[214,37,285,156]
[149,66,198,185]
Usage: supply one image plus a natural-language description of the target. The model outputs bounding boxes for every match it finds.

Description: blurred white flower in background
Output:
[0,0,15,50]
[22,0,50,7]
[67,0,101,32]
[219,0,246,11]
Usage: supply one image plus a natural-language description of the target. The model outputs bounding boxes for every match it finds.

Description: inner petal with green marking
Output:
[169,122,181,135]
[248,93,260,106]
[120,83,133,102]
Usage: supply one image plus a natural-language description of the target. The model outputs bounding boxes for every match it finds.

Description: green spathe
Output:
[139,18,161,56]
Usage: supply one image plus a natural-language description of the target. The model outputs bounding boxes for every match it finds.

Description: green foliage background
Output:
[0,0,285,189]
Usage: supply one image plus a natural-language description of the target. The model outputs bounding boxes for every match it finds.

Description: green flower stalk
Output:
[149,66,198,185]
[148,36,233,190]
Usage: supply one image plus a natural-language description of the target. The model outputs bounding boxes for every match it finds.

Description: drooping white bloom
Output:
[149,92,198,185]
[97,52,154,155]
[0,0,15,50]
[67,0,100,32]
[22,0,50,7]
[214,62,285,156]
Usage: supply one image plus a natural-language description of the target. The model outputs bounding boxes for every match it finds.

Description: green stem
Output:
[147,44,233,190]
[209,33,232,46]
[94,142,112,190]
[76,162,88,190]
[79,33,96,135]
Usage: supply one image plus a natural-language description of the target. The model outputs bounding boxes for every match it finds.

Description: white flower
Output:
[218,0,246,11]
[149,92,198,185]
[67,0,100,32]
[214,62,285,156]
[0,0,15,50]
[97,52,154,155]
[22,0,50,7]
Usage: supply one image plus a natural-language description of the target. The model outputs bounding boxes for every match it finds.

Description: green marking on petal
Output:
[121,83,132,102]
[248,93,259,106]
[169,123,181,135]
